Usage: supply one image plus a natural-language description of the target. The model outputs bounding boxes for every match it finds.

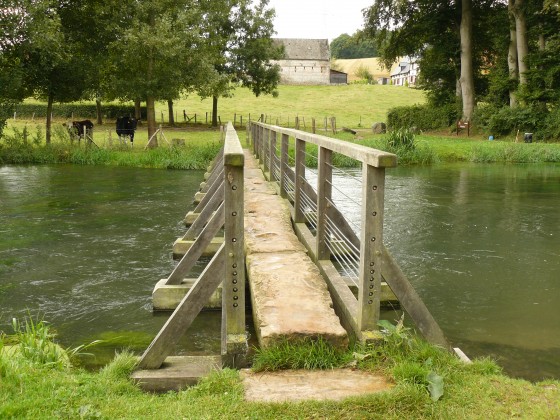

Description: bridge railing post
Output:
[269,130,277,182]
[263,128,270,174]
[279,133,289,199]
[316,146,332,260]
[294,138,306,223]
[357,163,385,338]
[222,122,247,367]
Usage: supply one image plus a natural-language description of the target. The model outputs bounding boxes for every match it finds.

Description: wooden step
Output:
[132,355,221,392]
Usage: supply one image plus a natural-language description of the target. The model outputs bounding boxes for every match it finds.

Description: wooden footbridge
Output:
[132,121,451,392]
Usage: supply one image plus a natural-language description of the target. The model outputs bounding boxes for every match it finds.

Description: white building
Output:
[390,56,419,86]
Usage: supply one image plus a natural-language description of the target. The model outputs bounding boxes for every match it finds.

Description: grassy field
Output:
[174,84,426,129]
[15,84,426,130]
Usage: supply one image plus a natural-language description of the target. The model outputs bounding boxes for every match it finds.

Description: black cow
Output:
[65,120,94,142]
[116,116,138,145]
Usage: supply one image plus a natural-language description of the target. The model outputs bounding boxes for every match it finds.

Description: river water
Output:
[1,163,559,380]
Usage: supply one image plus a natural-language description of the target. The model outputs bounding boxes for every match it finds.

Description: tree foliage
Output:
[330,32,378,59]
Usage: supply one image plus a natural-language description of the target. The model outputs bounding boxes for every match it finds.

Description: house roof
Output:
[390,56,418,77]
[273,38,330,61]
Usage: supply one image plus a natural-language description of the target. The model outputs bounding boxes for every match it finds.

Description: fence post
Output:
[312,118,316,134]
[357,164,386,337]
[294,138,306,223]
[280,133,289,199]
[269,130,277,181]
[316,146,332,260]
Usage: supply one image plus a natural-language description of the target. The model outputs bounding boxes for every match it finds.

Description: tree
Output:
[459,0,475,121]
[196,0,282,127]
[363,0,505,120]
[330,32,378,59]
[106,0,206,144]
[0,0,96,143]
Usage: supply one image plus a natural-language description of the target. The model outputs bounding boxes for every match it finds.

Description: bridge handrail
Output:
[250,121,397,169]
[138,122,247,370]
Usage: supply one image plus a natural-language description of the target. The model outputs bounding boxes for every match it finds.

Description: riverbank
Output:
[2,123,560,168]
[1,319,558,418]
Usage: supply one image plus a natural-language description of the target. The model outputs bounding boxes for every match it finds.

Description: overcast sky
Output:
[268,0,373,41]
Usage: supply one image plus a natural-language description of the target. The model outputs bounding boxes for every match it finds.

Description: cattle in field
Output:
[65,120,94,142]
[116,116,138,145]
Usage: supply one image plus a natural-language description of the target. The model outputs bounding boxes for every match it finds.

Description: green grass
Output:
[1,317,559,419]
[174,84,426,129]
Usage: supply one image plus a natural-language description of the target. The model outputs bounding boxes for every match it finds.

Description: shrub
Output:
[386,128,416,151]
[387,104,459,131]
[485,106,543,136]
[354,64,374,84]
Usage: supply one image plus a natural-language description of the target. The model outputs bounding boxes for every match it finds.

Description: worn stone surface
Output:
[241,369,393,402]
[244,151,348,349]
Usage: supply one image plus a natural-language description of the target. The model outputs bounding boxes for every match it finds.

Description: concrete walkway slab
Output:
[241,369,393,402]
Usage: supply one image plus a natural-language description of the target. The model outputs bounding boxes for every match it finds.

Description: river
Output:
[0,163,558,380]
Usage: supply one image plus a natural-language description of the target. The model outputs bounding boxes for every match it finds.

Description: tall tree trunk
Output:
[134,98,142,120]
[167,99,174,125]
[513,0,529,85]
[508,0,518,107]
[459,0,475,121]
[46,92,53,144]
[96,99,103,125]
[212,95,218,127]
[147,96,157,148]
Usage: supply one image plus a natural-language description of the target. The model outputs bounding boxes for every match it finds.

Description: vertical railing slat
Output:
[280,133,289,199]
[294,138,306,223]
[316,146,332,260]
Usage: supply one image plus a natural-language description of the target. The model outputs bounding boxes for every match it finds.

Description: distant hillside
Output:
[333,58,399,82]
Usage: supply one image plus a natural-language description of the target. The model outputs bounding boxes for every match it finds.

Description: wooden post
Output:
[223,122,246,367]
[316,146,332,260]
[295,116,300,130]
[294,138,306,223]
[264,128,270,173]
[357,164,385,336]
[269,130,277,181]
[312,118,316,134]
[280,133,289,198]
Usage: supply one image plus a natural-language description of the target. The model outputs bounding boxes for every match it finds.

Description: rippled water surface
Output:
[1,163,559,380]
[0,165,220,367]
[332,163,560,381]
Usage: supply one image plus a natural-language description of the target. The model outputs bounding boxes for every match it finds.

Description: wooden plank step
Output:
[132,355,221,392]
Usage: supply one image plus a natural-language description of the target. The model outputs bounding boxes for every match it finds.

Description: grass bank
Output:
[0,125,222,169]
[1,317,559,419]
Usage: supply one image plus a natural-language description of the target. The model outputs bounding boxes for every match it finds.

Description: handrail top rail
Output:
[224,122,244,167]
[250,121,397,169]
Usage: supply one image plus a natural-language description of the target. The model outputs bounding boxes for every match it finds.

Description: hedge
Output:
[387,104,460,131]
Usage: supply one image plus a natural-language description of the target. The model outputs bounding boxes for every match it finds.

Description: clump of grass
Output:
[5,316,102,370]
[98,351,138,380]
[251,337,352,372]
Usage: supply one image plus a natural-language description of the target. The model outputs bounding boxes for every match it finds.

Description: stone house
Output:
[272,38,331,85]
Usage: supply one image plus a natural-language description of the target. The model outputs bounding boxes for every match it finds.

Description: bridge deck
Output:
[243,151,348,349]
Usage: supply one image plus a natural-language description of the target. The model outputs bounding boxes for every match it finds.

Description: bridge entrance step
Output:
[132,355,221,392]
